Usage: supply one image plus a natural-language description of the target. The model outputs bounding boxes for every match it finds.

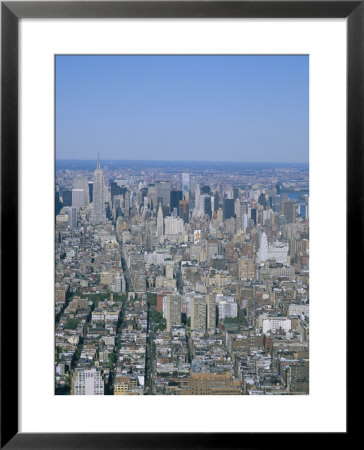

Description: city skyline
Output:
[56,55,309,163]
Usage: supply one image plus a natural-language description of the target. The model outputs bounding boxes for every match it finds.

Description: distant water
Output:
[56,160,309,172]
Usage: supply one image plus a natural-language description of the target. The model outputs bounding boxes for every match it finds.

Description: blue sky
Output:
[56,55,308,162]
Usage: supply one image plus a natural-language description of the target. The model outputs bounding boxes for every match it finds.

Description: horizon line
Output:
[56,158,308,164]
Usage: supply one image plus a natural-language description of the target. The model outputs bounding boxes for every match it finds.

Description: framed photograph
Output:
[1,1,354,447]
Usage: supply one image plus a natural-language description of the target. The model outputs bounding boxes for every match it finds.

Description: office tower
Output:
[258,193,267,207]
[276,182,282,195]
[282,199,296,224]
[234,199,241,219]
[166,294,182,332]
[256,231,268,262]
[170,190,182,213]
[179,200,189,224]
[156,181,171,209]
[157,203,164,236]
[195,185,201,213]
[110,181,122,202]
[55,191,62,216]
[213,192,220,212]
[243,212,248,233]
[206,294,216,329]
[124,191,130,217]
[197,194,205,215]
[164,216,184,237]
[139,187,148,205]
[223,198,235,220]
[182,173,190,201]
[72,188,85,211]
[191,295,206,331]
[233,187,239,199]
[92,155,106,225]
[272,195,281,214]
[66,207,77,231]
[62,190,72,207]
[250,208,257,225]
[71,368,104,395]
[73,176,89,204]
[204,196,212,218]
[147,184,157,212]
[88,182,93,203]
[201,185,211,194]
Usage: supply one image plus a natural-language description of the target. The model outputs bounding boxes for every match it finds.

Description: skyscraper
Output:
[166,294,182,332]
[179,200,190,224]
[256,231,268,262]
[182,173,190,201]
[156,181,171,209]
[66,206,77,231]
[157,203,164,237]
[73,176,89,205]
[191,295,206,331]
[92,154,106,225]
[72,188,85,211]
[282,199,296,224]
[223,198,235,220]
[62,190,72,207]
[170,190,182,213]
[206,294,216,329]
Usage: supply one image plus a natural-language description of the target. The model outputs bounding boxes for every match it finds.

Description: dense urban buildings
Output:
[55,158,309,395]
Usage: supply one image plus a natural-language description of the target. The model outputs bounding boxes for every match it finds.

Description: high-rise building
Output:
[223,198,235,220]
[166,294,182,332]
[179,200,189,224]
[62,190,72,207]
[92,155,106,225]
[88,182,93,203]
[164,216,184,237]
[213,192,220,212]
[282,199,296,224]
[157,203,164,236]
[256,231,289,264]
[206,294,216,329]
[110,181,122,202]
[72,188,85,211]
[250,208,257,225]
[272,195,281,214]
[55,191,62,216]
[201,185,211,194]
[191,295,206,331]
[256,231,269,262]
[124,191,130,217]
[258,193,267,207]
[170,190,182,213]
[204,196,212,217]
[66,206,77,231]
[73,176,89,205]
[156,181,171,209]
[182,173,190,201]
[194,185,201,216]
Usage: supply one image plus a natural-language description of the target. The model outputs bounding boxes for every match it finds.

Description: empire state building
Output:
[92,154,106,225]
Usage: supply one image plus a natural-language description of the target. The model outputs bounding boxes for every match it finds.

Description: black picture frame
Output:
[1,1,354,448]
